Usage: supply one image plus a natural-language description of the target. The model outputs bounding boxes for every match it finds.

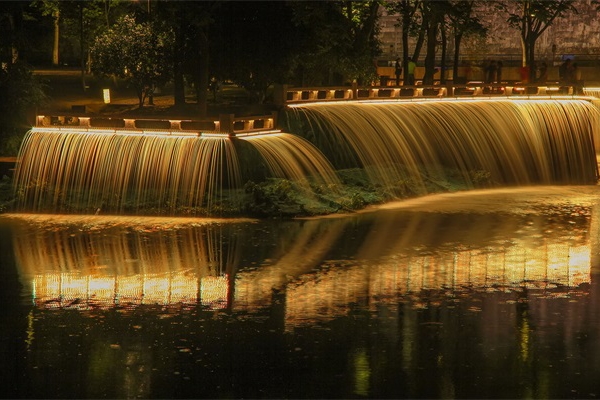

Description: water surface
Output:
[2,186,600,399]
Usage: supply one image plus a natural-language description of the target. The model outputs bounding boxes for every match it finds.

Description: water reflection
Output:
[3,186,600,398]
[8,187,594,322]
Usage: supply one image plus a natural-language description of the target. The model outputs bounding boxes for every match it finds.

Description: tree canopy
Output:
[501,0,576,79]
[0,0,593,117]
[90,14,173,107]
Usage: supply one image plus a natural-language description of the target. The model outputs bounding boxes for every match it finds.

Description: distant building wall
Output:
[379,1,600,67]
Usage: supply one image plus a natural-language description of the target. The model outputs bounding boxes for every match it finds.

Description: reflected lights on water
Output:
[6,199,593,332]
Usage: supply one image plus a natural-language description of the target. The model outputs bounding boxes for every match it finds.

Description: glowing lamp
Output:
[103,89,111,104]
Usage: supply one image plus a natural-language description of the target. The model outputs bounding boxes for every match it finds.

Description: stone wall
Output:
[379,1,600,65]
[467,1,600,62]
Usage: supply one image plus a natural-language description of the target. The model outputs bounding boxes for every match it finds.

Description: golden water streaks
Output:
[15,99,600,213]
[240,132,339,185]
[8,206,589,330]
[291,99,600,190]
[13,128,342,213]
[14,131,243,213]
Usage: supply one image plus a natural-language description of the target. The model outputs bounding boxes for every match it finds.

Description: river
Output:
[2,186,600,399]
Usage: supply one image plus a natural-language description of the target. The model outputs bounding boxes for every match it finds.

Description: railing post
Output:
[446,82,454,97]
[169,120,181,130]
[271,111,278,130]
[79,117,90,127]
[219,114,235,134]
[273,84,288,107]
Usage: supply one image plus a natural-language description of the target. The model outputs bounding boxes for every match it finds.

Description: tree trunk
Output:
[521,36,527,68]
[412,24,425,62]
[6,11,20,63]
[440,25,447,84]
[53,9,60,66]
[453,33,462,81]
[137,87,145,108]
[80,3,86,91]
[173,59,185,107]
[402,9,410,85]
[423,13,438,85]
[196,31,209,118]
[172,25,186,107]
[523,35,537,82]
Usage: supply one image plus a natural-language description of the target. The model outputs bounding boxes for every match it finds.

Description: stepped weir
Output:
[12,90,600,216]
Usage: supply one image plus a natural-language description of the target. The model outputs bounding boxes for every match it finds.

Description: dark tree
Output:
[0,1,26,64]
[420,0,447,85]
[500,0,576,81]
[289,1,381,86]
[211,1,299,102]
[160,1,219,115]
[90,14,173,108]
[0,2,46,155]
[447,0,487,82]
[386,0,421,85]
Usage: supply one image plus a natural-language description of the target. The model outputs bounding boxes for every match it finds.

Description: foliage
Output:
[288,1,381,86]
[0,175,15,212]
[31,0,129,67]
[90,14,173,107]
[154,1,220,112]
[0,61,46,155]
[241,176,381,218]
[211,2,300,103]
[63,1,128,66]
[446,1,487,81]
[499,0,576,74]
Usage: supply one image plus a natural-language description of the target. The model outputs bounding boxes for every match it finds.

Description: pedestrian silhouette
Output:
[395,58,402,86]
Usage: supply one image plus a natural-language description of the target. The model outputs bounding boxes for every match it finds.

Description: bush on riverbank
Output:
[0,176,14,213]
[0,62,47,156]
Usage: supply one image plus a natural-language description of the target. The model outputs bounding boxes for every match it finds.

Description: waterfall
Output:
[12,130,338,215]
[13,98,600,216]
[286,98,600,192]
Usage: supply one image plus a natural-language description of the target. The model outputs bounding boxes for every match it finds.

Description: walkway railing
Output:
[276,81,586,105]
[34,112,279,137]
[35,82,596,137]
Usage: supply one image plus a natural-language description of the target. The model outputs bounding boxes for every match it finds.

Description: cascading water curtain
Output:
[13,130,242,215]
[286,98,600,192]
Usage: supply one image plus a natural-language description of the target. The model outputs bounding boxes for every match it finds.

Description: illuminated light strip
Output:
[233,129,282,137]
[287,95,596,108]
[30,126,205,137]
[200,129,282,138]
[31,127,66,132]
[140,130,181,136]
[286,86,594,106]
[201,132,232,138]
[165,131,201,137]
[31,127,118,134]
